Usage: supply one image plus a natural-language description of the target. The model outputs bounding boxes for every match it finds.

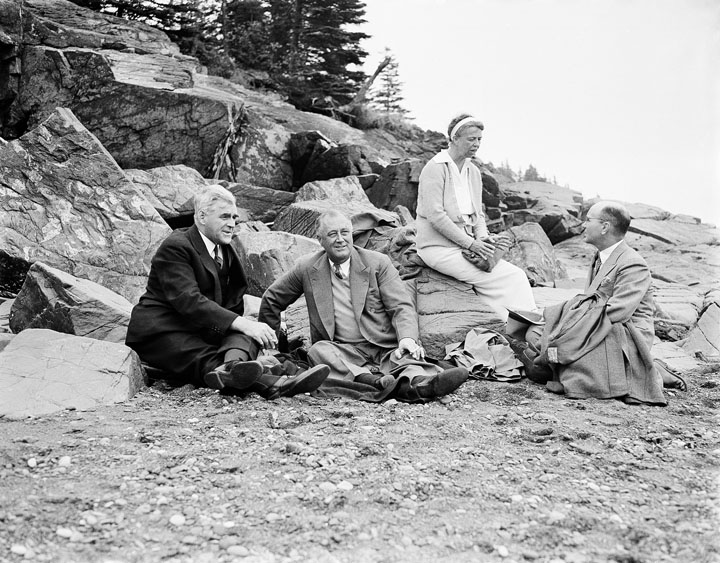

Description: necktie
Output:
[591,253,601,281]
[333,263,344,280]
[214,245,223,270]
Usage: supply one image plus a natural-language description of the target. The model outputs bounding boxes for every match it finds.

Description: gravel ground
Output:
[1,369,719,563]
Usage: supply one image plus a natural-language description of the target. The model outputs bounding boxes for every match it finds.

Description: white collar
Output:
[329,258,351,277]
[198,229,218,257]
[598,239,623,264]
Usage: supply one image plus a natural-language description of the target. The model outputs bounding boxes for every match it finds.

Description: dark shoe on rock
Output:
[257,364,330,400]
[395,367,469,403]
[203,360,264,391]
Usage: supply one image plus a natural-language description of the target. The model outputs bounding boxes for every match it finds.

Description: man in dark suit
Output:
[126,185,329,399]
[259,210,468,403]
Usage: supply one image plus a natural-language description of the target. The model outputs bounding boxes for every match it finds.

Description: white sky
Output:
[360,0,720,226]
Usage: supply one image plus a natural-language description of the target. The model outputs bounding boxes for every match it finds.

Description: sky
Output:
[359,0,720,226]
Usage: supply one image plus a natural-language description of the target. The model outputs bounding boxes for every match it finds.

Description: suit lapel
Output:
[310,255,335,339]
[349,248,370,321]
[188,225,222,302]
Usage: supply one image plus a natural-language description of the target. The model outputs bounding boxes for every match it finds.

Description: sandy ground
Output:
[1,369,719,563]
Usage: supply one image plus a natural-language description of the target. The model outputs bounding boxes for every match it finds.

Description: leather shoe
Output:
[395,367,469,403]
[203,360,264,391]
[255,364,331,400]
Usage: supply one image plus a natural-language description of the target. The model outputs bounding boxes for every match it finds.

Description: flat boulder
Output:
[413,268,505,360]
[0,108,171,302]
[652,280,703,326]
[628,218,718,246]
[0,328,145,418]
[9,262,132,343]
[233,232,321,297]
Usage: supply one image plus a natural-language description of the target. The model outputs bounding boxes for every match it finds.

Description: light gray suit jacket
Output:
[259,246,420,348]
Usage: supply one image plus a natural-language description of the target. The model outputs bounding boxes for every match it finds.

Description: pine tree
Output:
[369,49,408,115]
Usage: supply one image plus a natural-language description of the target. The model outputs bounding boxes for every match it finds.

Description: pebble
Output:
[265,513,281,522]
[10,545,27,555]
[227,545,250,556]
[56,527,73,538]
[511,494,523,503]
[58,456,72,467]
[496,545,509,557]
[27,458,37,468]
[336,480,353,491]
[318,481,337,492]
[169,514,186,526]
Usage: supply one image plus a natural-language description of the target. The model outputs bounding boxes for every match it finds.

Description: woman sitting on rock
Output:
[415,113,537,322]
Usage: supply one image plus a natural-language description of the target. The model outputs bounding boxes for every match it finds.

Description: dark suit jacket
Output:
[126,225,247,347]
[259,246,419,348]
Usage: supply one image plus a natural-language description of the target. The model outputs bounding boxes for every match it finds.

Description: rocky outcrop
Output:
[221,181,297,223]
[233,232,321,297]
[501,181,584,243]
[9,262,132,343]
[0,108,170,302]
[682,304,720,361]
[365,159,423,216]
[0,328,145,418]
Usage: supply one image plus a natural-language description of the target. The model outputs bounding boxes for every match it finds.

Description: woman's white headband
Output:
[450,116,483,140]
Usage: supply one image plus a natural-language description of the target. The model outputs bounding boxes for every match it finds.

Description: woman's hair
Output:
[194,184,235,216]
[447,113,484,139]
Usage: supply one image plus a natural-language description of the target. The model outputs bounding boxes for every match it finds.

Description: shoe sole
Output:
[270,365,330,399]
[207,361,263,391]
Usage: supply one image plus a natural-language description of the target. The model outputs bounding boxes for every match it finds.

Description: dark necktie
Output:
[214,245,223,270]
[333,263,344,280]
[591,253,601,281]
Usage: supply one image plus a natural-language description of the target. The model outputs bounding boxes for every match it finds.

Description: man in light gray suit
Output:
[259,210,468,403]
[523,201,668,404]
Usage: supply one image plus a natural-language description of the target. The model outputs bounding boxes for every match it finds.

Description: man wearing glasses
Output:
[524,201,667,405]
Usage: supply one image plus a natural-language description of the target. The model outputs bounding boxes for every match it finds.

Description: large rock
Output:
[413,268,504,359]
[124,165,208,223]
[300,144,376,185]
[221,181,296,223]
[233,232,321,297]
[0,328,145,418]
[365,159,424,215]
[0,108,171,302]
[295,176,373,205]
[629,218,718,246]
[501,181,584,243]
[273,200,398,239]
[682,303,720,361]
[9,262,132,344]
[502,223,568,286]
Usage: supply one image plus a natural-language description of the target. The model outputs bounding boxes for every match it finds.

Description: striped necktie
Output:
[213,245,223,270]
[333,263,344,280]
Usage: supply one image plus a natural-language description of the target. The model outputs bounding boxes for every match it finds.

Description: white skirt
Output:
[417,245,537,320]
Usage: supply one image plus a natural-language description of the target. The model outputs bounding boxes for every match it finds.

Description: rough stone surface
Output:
[273,200,398,239]
[365,159,424,215]
[124,165,208,222]
[0,328,145,418]
[0,108,171,302]
[220,181,296,223]
[628,218,718,246]
[295,176,372,205]
[501,181,584,243]
[652,280,703,326]
[682,303,720,360]
[233,232,320,297]
[502,223,568,286]
[9,262,132,344]
[413,268,504,359]
[300,144,375,185]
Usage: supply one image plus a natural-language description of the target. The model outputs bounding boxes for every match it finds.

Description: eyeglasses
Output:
[585,216,607,224]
